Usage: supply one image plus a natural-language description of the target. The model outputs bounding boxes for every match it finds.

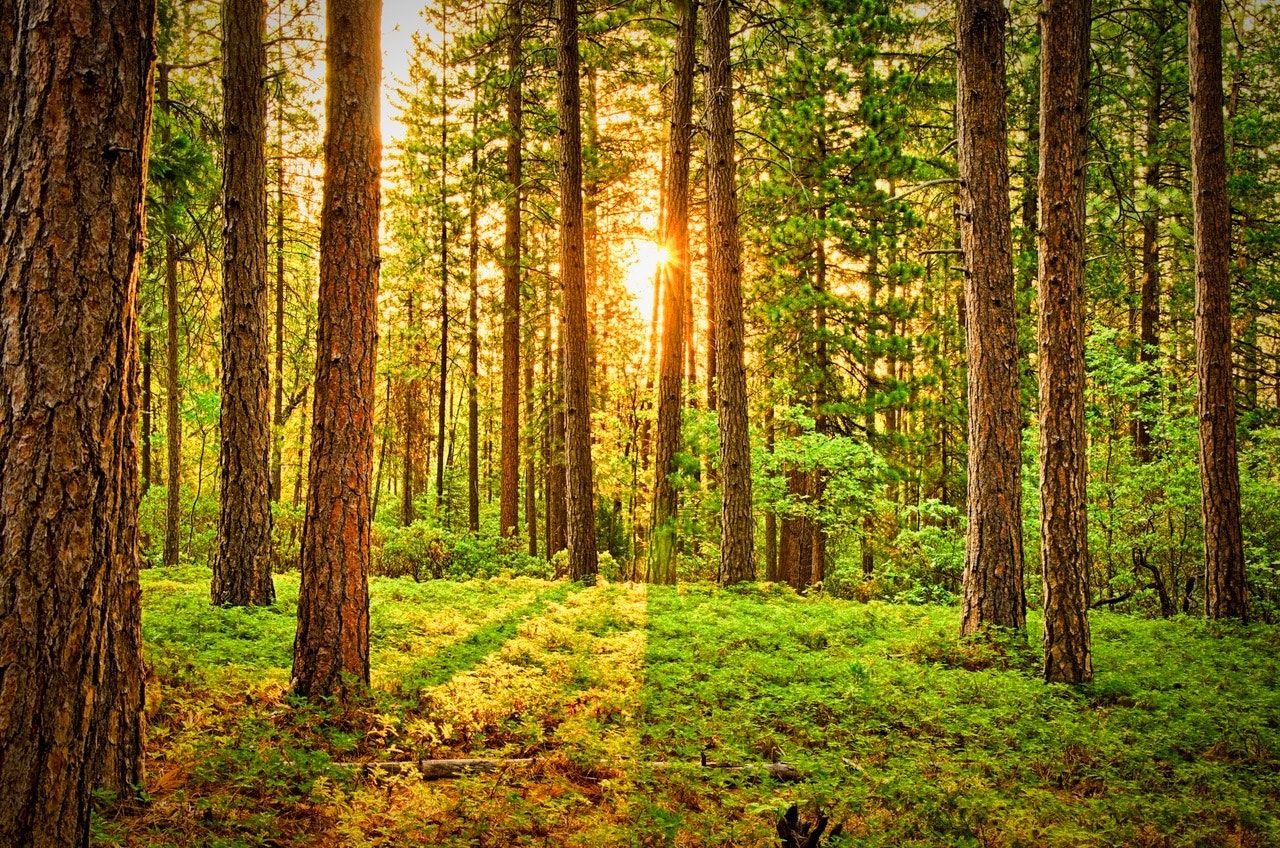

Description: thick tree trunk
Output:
[292,0,380,699]
[704,0,754,583]
[649,0,697,585]
[161,65,184,570]
[1189,0,1247,620]
[556,0,600,580]
[956,0,1026,634]
[1038,0,1093,683]
[0,2,154,842]
[500,0,523,539]
[214,0,276,607]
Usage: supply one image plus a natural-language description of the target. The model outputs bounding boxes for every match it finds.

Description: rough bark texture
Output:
[291,0,380,699]
[550,334,568,557]
[1038,0,1094,683]
[956,0,1026,635]
[161,65,183,570]
[648,0,697,586]
[214,0,276,607]
[500,0,523,539]
[0,2,154,842]
[1189,0,1247,620]
[556,0,600,580]
[705,0,754,583]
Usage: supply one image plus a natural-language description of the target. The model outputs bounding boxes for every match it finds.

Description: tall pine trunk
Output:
[649,0,698,585]
[291,0,380,699]
[500,0,524,538]
[1037,0,1093,683]
[161,65,184,570]
[437,14,450,516]
[214,0,276,607]
[556,0,600,580]
[468,94,482,534]
[0,2,154,841]
[1134,25,1164,462]
[705,0,754,583]
[1189,0,1247,620]
[956,0,1025,634]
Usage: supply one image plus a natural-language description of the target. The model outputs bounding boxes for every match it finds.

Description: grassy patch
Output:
[98,570,1280,847]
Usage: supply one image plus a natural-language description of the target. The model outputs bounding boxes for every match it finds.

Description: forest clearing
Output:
[4,0,1280,844]
[93,569,1280,846]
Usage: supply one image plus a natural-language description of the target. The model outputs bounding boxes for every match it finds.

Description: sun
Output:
[621,238,669,325]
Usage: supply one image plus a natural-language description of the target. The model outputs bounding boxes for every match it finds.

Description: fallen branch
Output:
[338,756,803,782]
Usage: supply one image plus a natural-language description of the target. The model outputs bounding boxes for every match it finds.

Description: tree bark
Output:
[214,0,276,607]
[292,0,380,699]
[956,0,1026,634]
[0,2,154,841]
[436,13,450,517]
[1189,0,1247,620]
[467,95,482,534]
[402,295,419,526]
[705,0,754,583]
[1134,11,1165,462]
[500,0,523,539]
[161,65,184,570]
[556,0,600,580]
[1038,0,1093,683]
[143,328,153,493]
[271,76,287,502]
[649,0,697,585]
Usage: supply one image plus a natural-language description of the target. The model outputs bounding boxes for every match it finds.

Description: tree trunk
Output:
[705,0,754,583]
[214,0,276,607]
[1189,0,1247,620]
[500,0,523,539]
[1038,0,1093,683]
[271,81,287,502]
[956,0,1026,634]
[1134,19,1164,463]
[162,65,184,570]
[292,0,380,699]
[468,96,482,534]
[437,15,450,517]
[0,2,154,841]
[402,295,418,526]
[550,331,568,557]
[556,0,600,580]
[525,314,539,557]
[143,326,154,494]
[649,0,697,586]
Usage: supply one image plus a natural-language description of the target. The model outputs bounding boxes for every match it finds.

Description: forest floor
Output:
[93,568,1280,847]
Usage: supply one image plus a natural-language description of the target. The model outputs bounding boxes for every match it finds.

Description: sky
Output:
[381,2,435,147]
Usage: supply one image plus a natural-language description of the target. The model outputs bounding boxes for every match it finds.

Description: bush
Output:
[372,521,552,581]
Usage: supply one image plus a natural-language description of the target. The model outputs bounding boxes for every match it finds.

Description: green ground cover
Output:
[95,568,1280,847]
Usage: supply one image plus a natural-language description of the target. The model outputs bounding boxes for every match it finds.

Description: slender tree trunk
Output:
[143,326,154,493]
[1189,0,1247,620]
[1135,22,1164,462]
[0,3,154,841]
[468,97,481,534]
[293,384,309,509]
[437,13,450,516]
[162,65,184,570]
[292,0,380,699]
[215,0,276,607]
[556,0,599,580]
[500,0,523,538]
[550,329,568,557]
[402,296,418,525]
[271,86,287,502]
[705,0,754,583]
[649,0,697,585]
[956,0,1025,634]
[525,310,539,557]
[1038,0,1093,683]
[764,405,778,582]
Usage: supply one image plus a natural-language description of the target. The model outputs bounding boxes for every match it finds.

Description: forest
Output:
[1,0,1279,844]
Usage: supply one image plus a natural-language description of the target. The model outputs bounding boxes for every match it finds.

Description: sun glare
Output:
[622,239,668,325]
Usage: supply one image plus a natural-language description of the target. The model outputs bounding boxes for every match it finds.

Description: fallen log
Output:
[338,756,803,782]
